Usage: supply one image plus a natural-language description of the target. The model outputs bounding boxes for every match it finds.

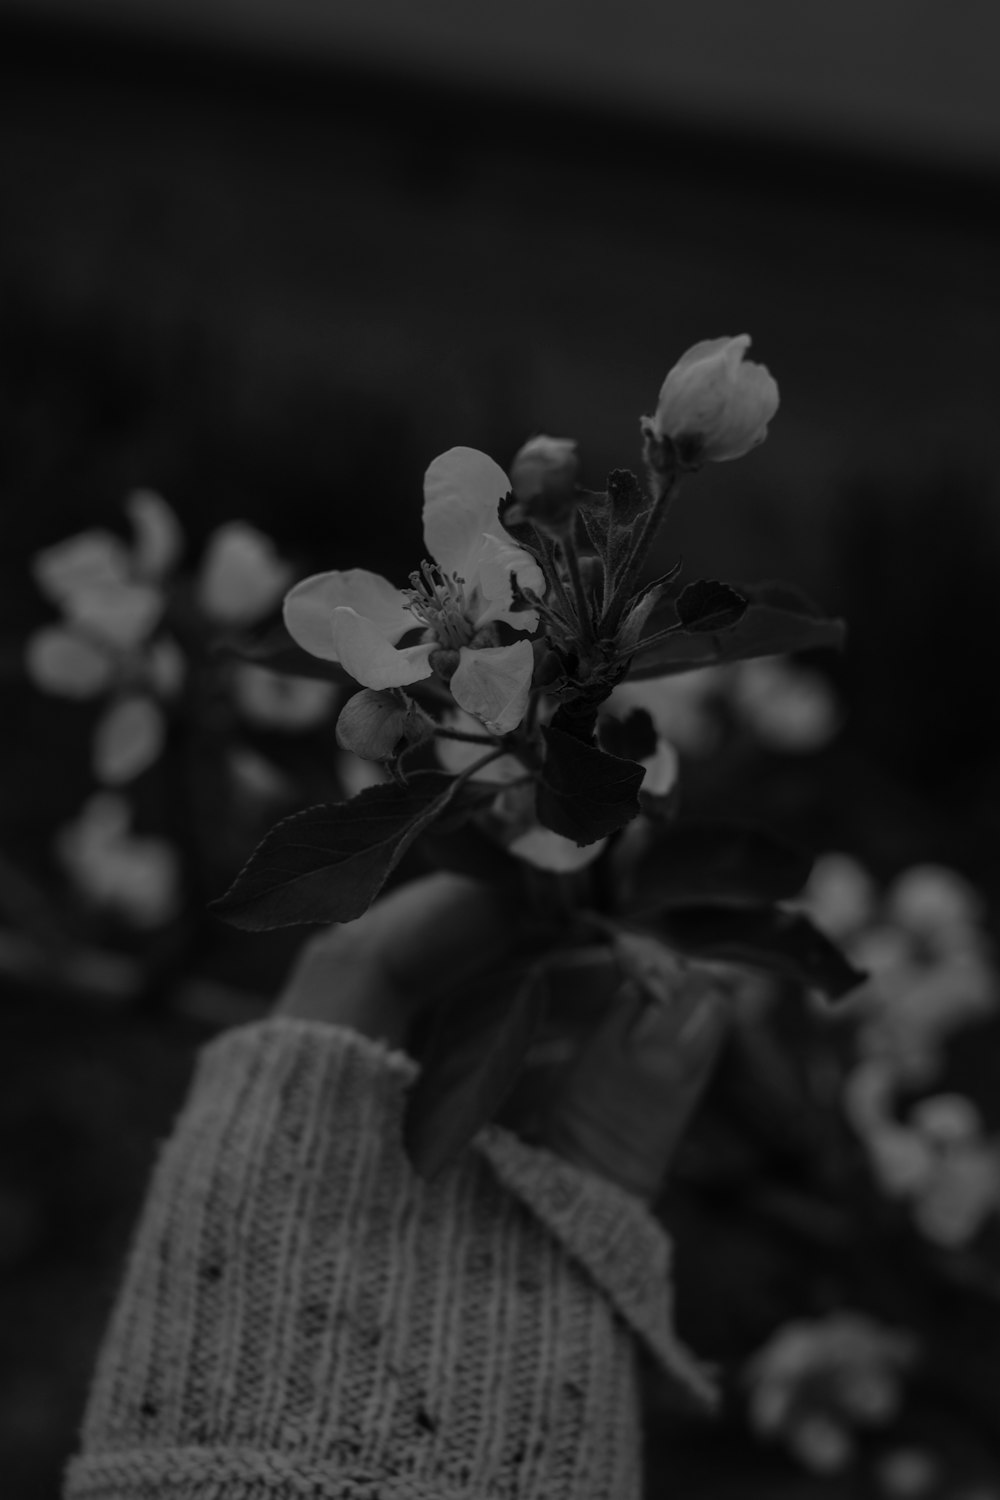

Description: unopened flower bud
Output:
[335,688,431,762]
[507,435,580,534]
[646,335,779,465]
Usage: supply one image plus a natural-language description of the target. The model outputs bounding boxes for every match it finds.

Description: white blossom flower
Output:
[801,853,879,940]
[57,793,180,928]
[607,669,721,757]
[283,448,544,735]
[745,1312,916,1473]
[648,335,780,463]
[198,522,293,626]
[26,494,185,783]
[92,695,166,784]
[730,657,840,752]
[232,662,337,730]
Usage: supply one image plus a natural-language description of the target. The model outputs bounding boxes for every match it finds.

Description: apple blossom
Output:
[647,334,779,464]
[197,522,293,626]
[283,448,545,735]
[507,435,580,535]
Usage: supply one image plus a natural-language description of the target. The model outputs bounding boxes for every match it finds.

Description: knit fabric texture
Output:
[65,1017,714,1500]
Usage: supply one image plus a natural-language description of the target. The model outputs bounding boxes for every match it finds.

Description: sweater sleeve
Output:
[64,1017,714,1500]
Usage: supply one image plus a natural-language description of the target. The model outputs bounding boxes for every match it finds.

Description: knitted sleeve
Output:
[64,1017,714,1500]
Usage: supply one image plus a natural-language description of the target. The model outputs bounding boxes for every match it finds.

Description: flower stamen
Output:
[405,561,474,650]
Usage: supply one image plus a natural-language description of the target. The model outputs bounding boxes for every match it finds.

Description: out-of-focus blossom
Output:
[57,793,180,928]
[845,1067,1000,1246]
[283,448,543,735]
[745,1312,916,1474]
[887,865,985,954]
[26,493,187,784]
[647,335,779,464]
[337,751,389,800]
[197,522,293,626]
[232,663,337,731]
[608,668,721,757]
[875,1448,940,1498]
[228,748,291,804]
[729,656,840,752]
[92,696,166,785]
[801,852,879,940]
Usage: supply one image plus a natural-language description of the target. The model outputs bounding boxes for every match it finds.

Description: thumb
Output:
[539,969,730,1202]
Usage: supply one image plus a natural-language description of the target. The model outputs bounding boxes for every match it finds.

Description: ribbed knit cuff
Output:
[65,1018,713,1500]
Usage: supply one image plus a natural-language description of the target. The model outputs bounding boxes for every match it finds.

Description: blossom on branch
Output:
[283,448,544,735]
[647,334,779,464]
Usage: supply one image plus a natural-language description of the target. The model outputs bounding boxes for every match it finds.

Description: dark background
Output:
[2,8,1000,1496]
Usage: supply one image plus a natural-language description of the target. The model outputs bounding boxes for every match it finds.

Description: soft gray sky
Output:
[10,0,1000,170]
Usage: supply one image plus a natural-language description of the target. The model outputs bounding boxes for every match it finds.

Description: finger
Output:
[275,873,520,1041]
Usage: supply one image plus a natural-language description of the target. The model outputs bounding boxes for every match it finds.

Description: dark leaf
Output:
[536,725,645,845]
[420,821,524,886]
[404,963,550,1177]
[625,822,814,913]
[210,771,466,930]
[627,579,845,680]
[599,707,659,763]
[654,905,867,1000]
[675,579,748,633]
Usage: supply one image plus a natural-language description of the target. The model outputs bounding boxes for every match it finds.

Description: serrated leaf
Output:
[654,905,866,1000]
[626,579,845,681]
[676,579,748,633]
[404,962,549,1178]
[210,771,467,930]
[536,725,645,845]
[625,822,814,914]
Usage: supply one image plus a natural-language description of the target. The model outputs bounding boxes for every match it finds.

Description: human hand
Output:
[275,873,729,1202]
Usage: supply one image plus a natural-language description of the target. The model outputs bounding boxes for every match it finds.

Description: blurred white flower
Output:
[887,864,985,953]
[607,668,721,757]
[801,852,879,940]
[26,494,185,785]
[197,522,293,626]
[730,656,840,752]
[337,751,389,799]
[233,663,337,731]
[875,1448,940,1498]
[57,793,180,928]
[228,747,291,804]
[92,696,166,785]
[24,627,117,698]
[745,1312,916,1473]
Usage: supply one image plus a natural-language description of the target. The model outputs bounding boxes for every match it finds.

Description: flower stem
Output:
[561,534,594,643]
[434,727,497,745]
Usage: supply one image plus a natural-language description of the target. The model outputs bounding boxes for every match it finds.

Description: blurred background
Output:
[2,3,1000,1496]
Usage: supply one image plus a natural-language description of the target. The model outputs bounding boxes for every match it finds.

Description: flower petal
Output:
[199,522,293,625]
[233,663,337,729]
[283,569,415,662]
[24,626,114,698]
[435,710,523,781]
[423,447,513,578]
[126,490,184,579]
[471,531,543,630]
[68,581,164,649]
[332,608,435,690]
[33,531,131,607]
[451,639,533,735]
[92,696,166,784]
[508,825,607,873]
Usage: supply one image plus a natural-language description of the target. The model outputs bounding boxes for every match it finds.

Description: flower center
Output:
[405,561,474,650]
